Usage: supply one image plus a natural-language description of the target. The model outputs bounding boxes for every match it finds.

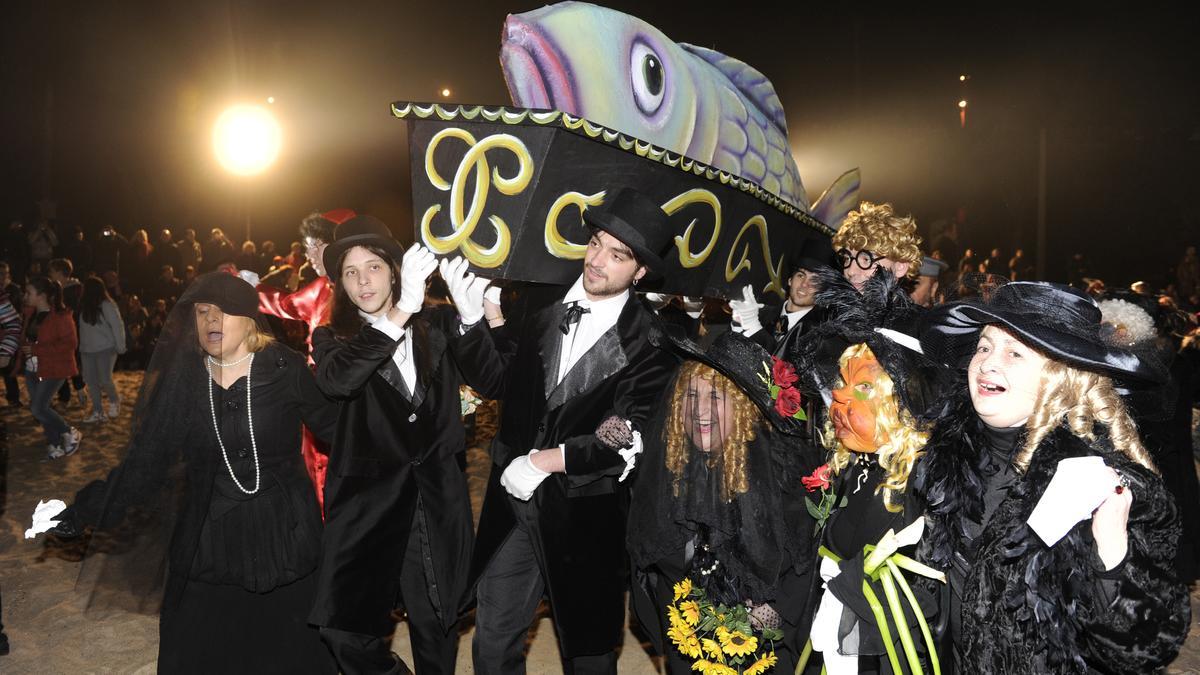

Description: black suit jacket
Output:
[453,291,677,656]
[751,302,828,360]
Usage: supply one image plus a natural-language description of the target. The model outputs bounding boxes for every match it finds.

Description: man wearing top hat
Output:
[729,236,837,360]
[441,187,678,674]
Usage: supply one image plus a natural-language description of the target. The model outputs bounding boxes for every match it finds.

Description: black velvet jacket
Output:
[913,396,1191,674]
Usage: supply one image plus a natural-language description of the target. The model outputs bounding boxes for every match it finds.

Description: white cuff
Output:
[369,313,406,341]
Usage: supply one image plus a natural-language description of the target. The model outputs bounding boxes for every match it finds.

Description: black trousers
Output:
[472,501,617,675]
[320,510,458,675]
[4,374,19,404]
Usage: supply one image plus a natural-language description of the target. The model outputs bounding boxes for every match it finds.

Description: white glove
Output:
[397,244,438,314]
[25,499,67,539]
[237,270,260,287]
[484,285,502,307]
[500,450,551,501]
[729,285,764,336]
[617,421,643,482]
[439,256,490,326]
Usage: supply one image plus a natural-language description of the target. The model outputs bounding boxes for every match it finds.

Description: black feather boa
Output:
[913,393,1191,674]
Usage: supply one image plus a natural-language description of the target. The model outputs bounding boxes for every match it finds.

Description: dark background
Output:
[1,1,1196,285]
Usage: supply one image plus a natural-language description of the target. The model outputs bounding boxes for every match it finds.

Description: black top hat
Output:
[788,236,836,276]
[322,215,406,276]
[581,187,674,279]
[919,281,1167,384]
[179,271,261,319]
[667,330,805,435]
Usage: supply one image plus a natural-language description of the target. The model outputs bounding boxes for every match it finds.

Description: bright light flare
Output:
[212,104,282,176]
[441,88,452,97]
[958,99,968,108]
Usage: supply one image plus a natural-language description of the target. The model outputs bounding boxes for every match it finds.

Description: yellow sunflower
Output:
[679,600,702,626]
[668,605,686,630]
[714,625,730,642]
[706,664,737,675]
[743,651,778,675]
[719,630,758,657]
[701,638,725,663]
[673,578,694,602]
[667,623,693,650]
[690,659,714,673]
[681,632,704,659]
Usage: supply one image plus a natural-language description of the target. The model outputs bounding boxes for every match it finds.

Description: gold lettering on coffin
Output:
[420,129,533,268]
[663,189,721,269]
[726,215,785,298]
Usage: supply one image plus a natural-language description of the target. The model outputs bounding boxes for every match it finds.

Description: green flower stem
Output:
[887,559,942,675]
[795,639,813,675]
[861,580,903,674]
[879,565,923,675]
[890,552,947,584]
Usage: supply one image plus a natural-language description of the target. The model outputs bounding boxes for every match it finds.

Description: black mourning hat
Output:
[667,330,805,435]
[179,271,261,319]
[322,215,406,276]
[581,187,674,279]
[919,281,1167,384]
[788,236,837,276]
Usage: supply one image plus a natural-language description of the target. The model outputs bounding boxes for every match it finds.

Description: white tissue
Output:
[25,499,67,539]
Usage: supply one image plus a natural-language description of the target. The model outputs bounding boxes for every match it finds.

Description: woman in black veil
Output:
[628,331,821,674]
[43,272,338,674]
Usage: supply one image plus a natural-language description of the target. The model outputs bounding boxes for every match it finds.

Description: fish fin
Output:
[810,169,862,231]
[679,43,788,136]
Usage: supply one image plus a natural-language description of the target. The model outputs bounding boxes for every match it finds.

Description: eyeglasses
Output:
[837,248,887,270]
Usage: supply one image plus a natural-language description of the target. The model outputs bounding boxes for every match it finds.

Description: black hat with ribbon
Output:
[179,271,262,319]
[322,215,406,276]
[581,187,675,279]
[918,281,1167,384]
[788,236,837,276]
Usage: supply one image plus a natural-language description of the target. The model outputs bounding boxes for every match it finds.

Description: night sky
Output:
[2,1,1196,285]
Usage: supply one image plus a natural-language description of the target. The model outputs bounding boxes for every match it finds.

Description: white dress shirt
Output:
[556,275,628,385]
[782,304,814,331]
[362,309,417,396]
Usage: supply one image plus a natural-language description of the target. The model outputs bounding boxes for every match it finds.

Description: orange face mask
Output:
[829,350,887,453]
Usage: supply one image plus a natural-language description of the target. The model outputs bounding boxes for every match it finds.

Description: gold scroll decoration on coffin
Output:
[420,128,534,268]
[663,189,721,269]
[726,215,785,298]
[544,190,607,259]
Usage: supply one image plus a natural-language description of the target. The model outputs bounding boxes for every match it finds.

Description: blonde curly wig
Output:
[833,201,924,278]
[823,343,931,512]
[663,361,761,502]
[1017,358,1157,474]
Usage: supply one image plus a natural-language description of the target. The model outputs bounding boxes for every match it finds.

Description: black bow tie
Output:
[775,314,790,338]
[559,302,590,335]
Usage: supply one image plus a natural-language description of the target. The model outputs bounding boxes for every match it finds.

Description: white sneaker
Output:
[59,428,82,458]
[105,401,120,419]
[46,444,65,460]
[83,411,106,424]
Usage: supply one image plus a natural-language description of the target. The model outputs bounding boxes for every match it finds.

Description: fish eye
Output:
[630,41,665,115]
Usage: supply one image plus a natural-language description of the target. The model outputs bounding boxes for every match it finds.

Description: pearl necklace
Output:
[208,351,254,368]
[206,353,260,495]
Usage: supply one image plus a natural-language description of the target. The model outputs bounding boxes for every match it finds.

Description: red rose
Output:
[801,464,833,492]
[774,384,802,418]
[771,356,799,389]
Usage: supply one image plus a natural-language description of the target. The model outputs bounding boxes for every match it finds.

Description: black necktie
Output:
[775,314,790,339]
[559,302,590,335]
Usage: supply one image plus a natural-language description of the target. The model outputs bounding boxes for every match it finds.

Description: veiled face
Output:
[829,349,888,453]
[194,303,252,360]
[684,375,734,452]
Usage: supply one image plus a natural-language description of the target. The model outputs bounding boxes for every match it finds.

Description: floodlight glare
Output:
[213,104,282,176]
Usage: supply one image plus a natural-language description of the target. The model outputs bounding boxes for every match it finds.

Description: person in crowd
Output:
[42,272,339,674]
[77,276,127,422]
[121,293,150,370]
[177,228,202,272]
[236,240,259,273]
[730,237,837,359]
[62,225,93,278]
[126,229,154,293]
[308,217,475,674]
[148,228,180,274]
[92,227,127,279]
[958,248,977,280]
[983,247,1004,274]
[1008,248,1033,281]
[914,281,1190,673]
[247,208,354,511]
[48,258,87,407]
[0,262,23,406]
[27,220,58,269]
[203,228,236,271]
[788,267,950,674]
[145,265,184,309]
[627,331,819,674]
[832,202,924,295]
[19,277,82,459]
[911,256,948,308]
[258,240,277,274]
[445,187,677,674]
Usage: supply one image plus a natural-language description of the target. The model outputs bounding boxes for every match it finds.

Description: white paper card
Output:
[1027,456,1118,546]
[25,499,67,539]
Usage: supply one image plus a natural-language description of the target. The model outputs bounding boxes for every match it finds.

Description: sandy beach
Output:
[0,370,1196,674]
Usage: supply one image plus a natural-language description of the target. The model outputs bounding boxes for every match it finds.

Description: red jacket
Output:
[21,308,79,379]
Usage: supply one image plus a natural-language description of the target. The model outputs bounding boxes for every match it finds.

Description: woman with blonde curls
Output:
[915,281,1190,674]
[628,332,820,675]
